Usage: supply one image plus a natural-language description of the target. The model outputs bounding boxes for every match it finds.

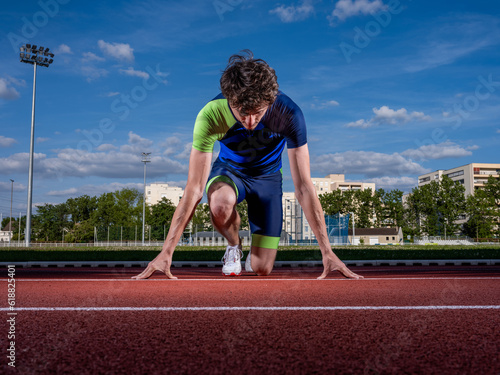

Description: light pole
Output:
[141,152,151,245]
[19,44,55,247]
[351,212,356,245]
[9,179,14,244]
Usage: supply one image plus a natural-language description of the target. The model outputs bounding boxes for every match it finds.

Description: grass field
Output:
[1,244,499,263]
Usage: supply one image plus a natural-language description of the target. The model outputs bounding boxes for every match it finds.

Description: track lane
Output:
[2,266,499,374]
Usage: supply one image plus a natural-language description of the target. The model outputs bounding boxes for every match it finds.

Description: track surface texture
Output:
[1,265,499,375]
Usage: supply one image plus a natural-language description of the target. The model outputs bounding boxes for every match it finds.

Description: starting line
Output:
[2,277,500,282]
[1,305,499,312]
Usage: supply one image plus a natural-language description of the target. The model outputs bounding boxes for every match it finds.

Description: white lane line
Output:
[1,306,499,312]
[1,277,500,282]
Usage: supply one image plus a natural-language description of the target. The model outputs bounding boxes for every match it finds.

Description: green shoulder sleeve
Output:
[192,98,235,153]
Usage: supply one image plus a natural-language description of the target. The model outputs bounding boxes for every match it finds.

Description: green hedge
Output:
[1,244,499,262]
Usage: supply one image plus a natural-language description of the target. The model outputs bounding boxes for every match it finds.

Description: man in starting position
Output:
[134,50,362,280]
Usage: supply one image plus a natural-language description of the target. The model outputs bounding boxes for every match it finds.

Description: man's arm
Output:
[288,144,363,280]
[133,148,213,279]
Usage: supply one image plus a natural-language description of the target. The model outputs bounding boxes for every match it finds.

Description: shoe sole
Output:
[223,271,241,276]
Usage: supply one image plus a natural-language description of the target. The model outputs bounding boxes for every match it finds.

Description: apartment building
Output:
[312,174,375,194]
[418,163,500,196]
[145,183,184,206]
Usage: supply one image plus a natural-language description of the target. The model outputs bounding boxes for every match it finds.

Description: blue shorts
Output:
[206,160,283,249]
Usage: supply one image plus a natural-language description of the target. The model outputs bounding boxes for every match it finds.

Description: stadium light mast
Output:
[19,44,55,247]
[351,212,355,245]
[141,152,151,246]
[9,179,14,245]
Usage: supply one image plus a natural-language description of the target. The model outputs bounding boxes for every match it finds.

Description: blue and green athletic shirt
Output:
[192,91,307,177]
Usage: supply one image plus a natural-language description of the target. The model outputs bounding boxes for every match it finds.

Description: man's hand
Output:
[132,256,177,280]
[318,252,364,280]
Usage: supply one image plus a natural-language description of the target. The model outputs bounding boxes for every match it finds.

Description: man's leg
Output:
[247,246,277,276]
[207,181,240,246]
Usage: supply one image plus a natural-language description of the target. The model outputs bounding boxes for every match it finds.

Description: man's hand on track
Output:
[132,257,177,280]
[318,253,364,280]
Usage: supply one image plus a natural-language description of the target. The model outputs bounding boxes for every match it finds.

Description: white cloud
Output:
[81,65,108,82]
[0,131,189,181]
[367,176,417,192]
[80,52,107,82]
[329,0,386,23]
[96,143,117,151]
[401,141,477,161]
[36,137,50,143]
[126,131,154,148]
[175,142,193,160]
[312,150,428,178]
[119,67,149,79]
[311,99,340,110]
[0,78,20,100]
[82,52,105,62]
[270,1,314,23]
[346,106,431,128]
[56,44,73,54]
[47,182,143,197]
[0,136,17,147]
[161,136,182,156]
[98,40,134,62]
[0,148,187,180]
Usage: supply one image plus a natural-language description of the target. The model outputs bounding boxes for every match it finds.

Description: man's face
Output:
[231,104,269,131]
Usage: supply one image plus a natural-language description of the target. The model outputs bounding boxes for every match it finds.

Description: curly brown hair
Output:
[220,50,279,114]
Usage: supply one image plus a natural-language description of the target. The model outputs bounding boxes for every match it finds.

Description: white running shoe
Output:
[222,243,243,276]
[244,249,254,273]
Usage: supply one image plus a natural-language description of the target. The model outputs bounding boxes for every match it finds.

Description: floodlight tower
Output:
[9,179,14,245]
[141,152,151,245]
[19,44,55,246]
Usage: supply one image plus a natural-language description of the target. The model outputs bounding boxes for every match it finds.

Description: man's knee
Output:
[208,183,237,220]
[251,263,274,276]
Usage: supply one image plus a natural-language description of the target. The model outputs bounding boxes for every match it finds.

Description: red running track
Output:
[1,266,499,374]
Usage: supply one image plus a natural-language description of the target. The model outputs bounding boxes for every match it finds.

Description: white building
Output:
[312,174,375,194]
[0,224,13,243]
[418,163,500,196]
[145,183,184,206]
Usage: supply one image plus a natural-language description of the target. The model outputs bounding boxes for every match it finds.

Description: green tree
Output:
[354,189,375,228]
[404,177,466,237]
[464,176,500,239]
[377,189,404,228]
[192,203,212,233]
[319,189,356,217]
[236,200,249,230]
[147,197,177,240]
[32,203,70,241]
[66,195,98,225]
[437,176,466,237]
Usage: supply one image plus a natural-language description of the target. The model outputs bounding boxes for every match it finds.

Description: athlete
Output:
[133,51,362,280]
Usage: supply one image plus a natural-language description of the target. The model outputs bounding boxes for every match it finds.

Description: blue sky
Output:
[1,0,499,215]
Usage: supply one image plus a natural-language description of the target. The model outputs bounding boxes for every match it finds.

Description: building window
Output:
[446,170,464,178]
[392,237,395,240]
[386,237,389,240]
[419,177,430,183]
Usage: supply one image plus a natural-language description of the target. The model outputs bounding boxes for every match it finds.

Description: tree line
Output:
[319,175,500,239]
[1,188,248,243]
[1,176,499,243]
